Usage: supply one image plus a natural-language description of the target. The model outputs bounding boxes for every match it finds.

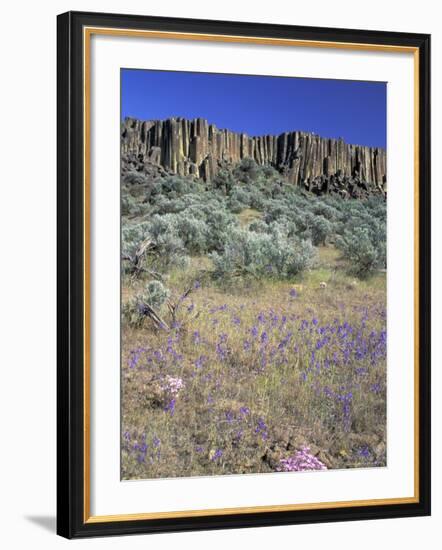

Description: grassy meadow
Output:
[120,159,387,479]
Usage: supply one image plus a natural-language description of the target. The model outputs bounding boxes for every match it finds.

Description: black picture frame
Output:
[57,10,431,539]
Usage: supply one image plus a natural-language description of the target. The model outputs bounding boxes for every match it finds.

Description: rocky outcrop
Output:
[121,117,387,194]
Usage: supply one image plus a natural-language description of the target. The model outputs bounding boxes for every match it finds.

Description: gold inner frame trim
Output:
[83,26,420,524]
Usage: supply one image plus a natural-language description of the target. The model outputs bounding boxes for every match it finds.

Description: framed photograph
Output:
[57,11,431,538]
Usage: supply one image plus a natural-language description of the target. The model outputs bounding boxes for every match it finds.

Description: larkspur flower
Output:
[164,398,176,416]
[255,417,269,440]
[194,355,206,369]
[128,348,144,369]
[358,446,371,459]
[323,386,334,398]
[259,352,268,370]
[211,449,223,461]
[336,391,353,431]
[225,411,234,423]
[216,342,227,361]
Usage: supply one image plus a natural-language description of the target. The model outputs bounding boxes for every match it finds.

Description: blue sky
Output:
[121,69,386,148]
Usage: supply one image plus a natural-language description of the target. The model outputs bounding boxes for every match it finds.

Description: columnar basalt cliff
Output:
[121,117,387,196]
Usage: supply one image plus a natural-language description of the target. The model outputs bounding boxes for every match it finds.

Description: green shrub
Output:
[174,215,209,254]
[211,227,315,280]
[122,217,189,274]
[308,214,333,246]
[213,168,235,194]
[122,170,148,186]
[233,158,260,184]
[122,281,170,327]
[122,223,150,260]
[143,280,170,309]
[336,226,385,277]
[120,160,387,281]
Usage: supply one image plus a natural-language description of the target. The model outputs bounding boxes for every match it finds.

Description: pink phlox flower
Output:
[278,446,327,472]
[163,375,184,395]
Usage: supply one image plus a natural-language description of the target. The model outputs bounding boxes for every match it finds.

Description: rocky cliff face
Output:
[121,117,386,195]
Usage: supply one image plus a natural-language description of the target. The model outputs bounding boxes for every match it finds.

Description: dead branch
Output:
[122,237,156,279]
[138,301,170,331]
[167,284,195,324]
[135,237,153,262]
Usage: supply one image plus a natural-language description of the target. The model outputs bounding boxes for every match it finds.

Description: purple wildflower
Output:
[358,446,371,459]
[164,398,176,416]
[194,355,206,369]
[278,446,327,472]
[225,411,234,423]
[211,449,223,461]
[255,417,269,440]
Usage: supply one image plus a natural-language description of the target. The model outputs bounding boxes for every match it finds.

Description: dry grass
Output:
[121,249,386,480]
[237,208,262,227]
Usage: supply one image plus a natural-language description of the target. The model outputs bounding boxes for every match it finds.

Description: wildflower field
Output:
[121,159,387,479]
